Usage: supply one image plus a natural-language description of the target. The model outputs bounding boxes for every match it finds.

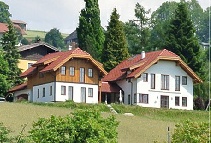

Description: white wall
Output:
[33,82,98,103]
[117,60,194,110]
[13,89,31,101]
[33,82,55,102]
[55,82,98,103]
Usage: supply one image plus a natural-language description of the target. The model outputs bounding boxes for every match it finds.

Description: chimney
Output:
[69,42,78,50]
[141,51,145,59]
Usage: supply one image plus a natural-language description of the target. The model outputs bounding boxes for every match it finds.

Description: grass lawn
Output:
[23,30,69,41]
[0,102,209,143]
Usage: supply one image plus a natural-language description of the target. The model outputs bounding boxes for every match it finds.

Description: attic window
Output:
[142,73,148,82]
[61,66,66,75]
[182,76,187,85]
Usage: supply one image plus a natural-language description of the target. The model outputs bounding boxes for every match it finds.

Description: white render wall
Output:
[33,82,98,103]
[117,60,194,110]
[13,89,31,101]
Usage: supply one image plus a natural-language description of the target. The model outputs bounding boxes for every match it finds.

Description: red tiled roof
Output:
[8,82,27,93]
[103,49,202,83]
[20,66,37,77]
[101,82,121,93]
[21,48,107,77]
[0,23,8,33]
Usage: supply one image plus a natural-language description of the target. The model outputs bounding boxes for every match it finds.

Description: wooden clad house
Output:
[17,42,59,72]
[10,48,107,103]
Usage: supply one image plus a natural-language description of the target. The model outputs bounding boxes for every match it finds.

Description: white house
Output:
[9,48,107,103]
[102,49,202,110]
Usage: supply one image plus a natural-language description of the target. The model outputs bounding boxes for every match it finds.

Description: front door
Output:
[160,95,169,108]
[81,87,86,103]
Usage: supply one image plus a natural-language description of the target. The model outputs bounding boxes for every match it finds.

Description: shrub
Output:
[29,109,119,143]
[194,97,205,110]
[172,120,209,143]
[0,122,10,142]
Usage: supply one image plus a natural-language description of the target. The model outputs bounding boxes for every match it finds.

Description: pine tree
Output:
[1,21,23,87]
[102,8,129,72]
[164,2,206,80]
[77,0,104,61]
[0,50,9,97]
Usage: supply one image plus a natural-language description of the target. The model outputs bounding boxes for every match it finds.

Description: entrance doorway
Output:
[160,95,169,108]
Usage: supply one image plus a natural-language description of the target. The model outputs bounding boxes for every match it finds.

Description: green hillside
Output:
[23,30,69,41]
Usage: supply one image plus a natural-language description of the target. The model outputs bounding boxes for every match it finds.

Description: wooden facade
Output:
[27,58,103,88]
[56,58,100,84]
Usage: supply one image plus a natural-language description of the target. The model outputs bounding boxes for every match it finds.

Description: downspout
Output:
[54,73,56,102]
[129,79,133,105]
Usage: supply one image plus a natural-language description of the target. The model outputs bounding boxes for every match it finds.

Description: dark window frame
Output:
[175,76,180,91]
[142,73,148,82]
[151,74,155,89]
[139,94,148,104]
[182,97,187,107]
[161,74,169,90]
[88,88,93,97]
[80,67,85,82]
[43,88,45,97]
[182,76,187,85]
[61,86,66,95]
[175,96,180,106]
[88,68,93,77]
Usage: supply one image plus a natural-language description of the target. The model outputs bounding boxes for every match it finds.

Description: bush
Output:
[194,97,205,110]
[172,120,209,143]
[0,122,10,142]
[29,109,119,143]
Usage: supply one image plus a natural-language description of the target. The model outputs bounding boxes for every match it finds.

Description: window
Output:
[80,68,85,82]
[175,97,180,106]
[88,88,93,97]
[161,75,169,90]
[88,68,93,77]
[68,86,73,100]
[175,76,180,91]
[69,67,75,76]
[43,88,45,97]
[151,74,155,89]
[61,66,66,75]
[134,93,137,103]
[182,97,187,107]
[37,89,39,98]
[28,63,33,68]
[39,73,44,78]
[50,86,52,96]
[139,94,148,104]
[182,76,187,85]
[142,73,148,82]
[61,86,66,95]
[81,87,86,102]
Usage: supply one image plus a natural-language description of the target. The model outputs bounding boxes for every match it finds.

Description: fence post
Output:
[167,126,171,143]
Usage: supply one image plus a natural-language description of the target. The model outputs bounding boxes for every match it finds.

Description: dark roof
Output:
[12,20,27,24]
[65,30,77,41]
[21,47,107,77]
[103,49,202,83]
[18,42,60,52]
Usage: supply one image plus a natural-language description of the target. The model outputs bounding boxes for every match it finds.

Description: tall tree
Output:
[124,3,151,54]
[1,21,22,87]
[45,28,65,50]
[77,0,105,61]
[102,8,129,71]
[149,1,178,50]
[0,1,11,23]
[164,2,206,80]
[0,50,9,97]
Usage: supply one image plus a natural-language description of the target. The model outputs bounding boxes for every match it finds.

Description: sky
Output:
[1,0,210,34]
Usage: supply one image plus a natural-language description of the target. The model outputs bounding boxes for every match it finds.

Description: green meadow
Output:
[0,102,209,143]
